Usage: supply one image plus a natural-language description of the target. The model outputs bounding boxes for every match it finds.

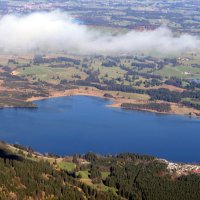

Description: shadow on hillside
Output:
[0,149,23,161]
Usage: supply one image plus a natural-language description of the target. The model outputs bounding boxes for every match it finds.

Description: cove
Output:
[0,95,200,163]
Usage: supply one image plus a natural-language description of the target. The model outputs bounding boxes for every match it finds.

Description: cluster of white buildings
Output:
[161,159,200,176]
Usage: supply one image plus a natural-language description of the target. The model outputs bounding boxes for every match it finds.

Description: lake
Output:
[0,95,199,163]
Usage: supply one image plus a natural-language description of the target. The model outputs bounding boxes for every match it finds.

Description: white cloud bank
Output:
[0,11,199,55]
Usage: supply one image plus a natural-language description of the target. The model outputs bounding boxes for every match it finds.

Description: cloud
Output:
[0,11,199,55]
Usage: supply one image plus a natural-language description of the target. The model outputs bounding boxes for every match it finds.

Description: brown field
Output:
[138,84,185,92]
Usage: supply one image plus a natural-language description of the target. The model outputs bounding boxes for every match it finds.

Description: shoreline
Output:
[26,87,200,118]
[2,141,200,171]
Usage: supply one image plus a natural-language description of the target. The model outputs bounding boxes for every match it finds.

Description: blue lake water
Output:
[0,95,199,163]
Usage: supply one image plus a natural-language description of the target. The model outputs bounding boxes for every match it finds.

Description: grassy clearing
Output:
[76,170,90,179]
[58,161,76,171]
[97,66,127,80]
[101,172,110,180]
[76,170,110,180]
[81,178,117,194]
[17,65,87,83]
[77,170,116,193]
[182,98,200,105]
[94,183,117,194]
[80,178,117,195]
[154,65,200,79]
[176,66,200,74]
[185,56,200,65]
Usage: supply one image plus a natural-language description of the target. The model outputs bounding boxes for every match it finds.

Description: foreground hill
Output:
[0,142,200,200]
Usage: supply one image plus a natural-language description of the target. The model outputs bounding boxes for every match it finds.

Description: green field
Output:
[101,172,110,180]
[99,66,126,79]
[76,170,117,194]
[154,65,200,79]
[76,170,90,179]
[17,65,87,83]
[58,161,76,171]
[182,98,200,105]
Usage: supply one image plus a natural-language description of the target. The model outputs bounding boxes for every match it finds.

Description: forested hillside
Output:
[0,144,200,200]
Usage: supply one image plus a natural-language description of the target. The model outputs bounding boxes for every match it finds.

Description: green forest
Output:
[0,144,200,200]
